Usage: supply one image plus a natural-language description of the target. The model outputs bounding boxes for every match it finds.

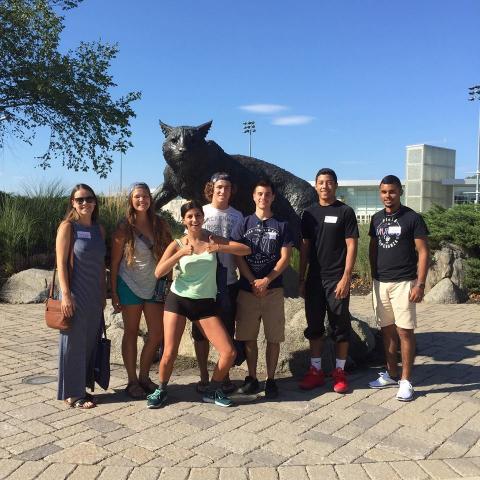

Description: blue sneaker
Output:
[202,388,233,407]
[146,387,167,409]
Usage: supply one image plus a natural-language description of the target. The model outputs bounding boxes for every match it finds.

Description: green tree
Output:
[0,0,140,177]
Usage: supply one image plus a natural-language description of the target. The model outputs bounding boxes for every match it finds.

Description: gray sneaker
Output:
[202,389,233,407]
[396,379,414,402]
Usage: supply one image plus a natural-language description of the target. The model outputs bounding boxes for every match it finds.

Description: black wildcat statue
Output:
[154,120,318,245]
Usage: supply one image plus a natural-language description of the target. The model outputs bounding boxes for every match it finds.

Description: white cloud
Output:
[271,115,315,126]
[239,104,288,114]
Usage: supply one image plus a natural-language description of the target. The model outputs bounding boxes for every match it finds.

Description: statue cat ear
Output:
[197,121,212,139]
[159,121,173,137]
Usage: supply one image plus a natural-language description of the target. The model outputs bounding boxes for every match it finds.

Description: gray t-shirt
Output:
[202,204,243,285]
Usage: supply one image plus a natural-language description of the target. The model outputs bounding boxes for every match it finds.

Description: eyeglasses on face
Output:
[74,196,95,204]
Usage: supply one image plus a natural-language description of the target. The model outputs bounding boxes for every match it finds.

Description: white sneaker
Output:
[396,379,414,402]
[368,371,398,389]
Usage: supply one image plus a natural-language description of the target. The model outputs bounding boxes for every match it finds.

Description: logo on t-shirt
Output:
[376,218,402,249]
[245,225,279,272]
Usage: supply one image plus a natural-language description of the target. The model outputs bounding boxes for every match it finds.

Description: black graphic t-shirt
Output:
[301,200,359,280]
[369,205,429,282]
[231,214,293,291]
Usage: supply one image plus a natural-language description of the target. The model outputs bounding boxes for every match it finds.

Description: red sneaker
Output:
[332,368,349,393]
[299,366,325,390]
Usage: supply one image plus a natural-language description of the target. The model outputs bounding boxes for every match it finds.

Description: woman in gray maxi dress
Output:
[56,184,106,408]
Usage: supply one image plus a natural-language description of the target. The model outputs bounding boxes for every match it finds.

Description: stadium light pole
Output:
[243,120,256,157]
[468,85,480,204]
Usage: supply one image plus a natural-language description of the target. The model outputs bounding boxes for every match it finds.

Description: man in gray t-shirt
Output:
[193,172,243,394]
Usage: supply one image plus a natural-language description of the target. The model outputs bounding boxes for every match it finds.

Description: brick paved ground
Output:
[0,297,479,479]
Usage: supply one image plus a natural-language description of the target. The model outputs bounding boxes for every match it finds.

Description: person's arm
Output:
[253,246,292,293]
[206,234,251,256]
[155,238,193,278]
[369,237,377,281]
[335,237,358,299]
[99,224,107,309]
[410,237,429,303]
[299,239,311,298]
[56,221,74,318]
[110,224,126,312]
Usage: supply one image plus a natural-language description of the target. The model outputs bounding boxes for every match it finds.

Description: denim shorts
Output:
[117,275,158,305]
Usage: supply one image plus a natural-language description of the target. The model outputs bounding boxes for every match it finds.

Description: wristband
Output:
[415,282,425,289]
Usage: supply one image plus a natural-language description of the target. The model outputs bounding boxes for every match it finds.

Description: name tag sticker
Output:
[388,226,401,235]
[324,216,338,224]
[267,232,277,239]
[77,231,91,239]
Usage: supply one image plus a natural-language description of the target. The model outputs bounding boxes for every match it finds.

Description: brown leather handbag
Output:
[45,223,74,330]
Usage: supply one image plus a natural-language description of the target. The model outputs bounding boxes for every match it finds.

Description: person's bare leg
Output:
[266,342,280,380]
[381,324,399,378]
[244,340,258,379]
[197,317,236,382]
[194,339,210,384]
[309,337,324,358]
[139,302,164,384]
[397,327,415,380]
[158,312,186,383]
[335,341,349,361]
[121,305,143,382]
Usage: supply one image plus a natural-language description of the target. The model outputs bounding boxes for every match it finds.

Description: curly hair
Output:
[203,173,237,203]
[123,184,172,266]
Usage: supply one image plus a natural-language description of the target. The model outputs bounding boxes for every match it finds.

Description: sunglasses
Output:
[74,196,95,204]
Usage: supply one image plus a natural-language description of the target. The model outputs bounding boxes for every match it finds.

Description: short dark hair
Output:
[380,175,402,189]
[254,178,275,194]
[315,168,337,183]
[180,200,204,219]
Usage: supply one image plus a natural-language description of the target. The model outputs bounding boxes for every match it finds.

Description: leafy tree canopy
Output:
[0,0,141,177]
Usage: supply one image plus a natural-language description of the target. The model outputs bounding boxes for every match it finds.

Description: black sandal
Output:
[138,377,158,395]
[65,396,96,409]
[125,381,146,399]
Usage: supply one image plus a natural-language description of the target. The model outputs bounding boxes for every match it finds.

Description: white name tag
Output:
[388,226,401,235]
[77,231,91,239]
[266,232,277,239]
[324,216,338,224]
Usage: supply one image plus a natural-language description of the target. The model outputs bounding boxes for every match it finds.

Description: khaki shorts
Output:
[235,288,285,343]
[372,279,417,330]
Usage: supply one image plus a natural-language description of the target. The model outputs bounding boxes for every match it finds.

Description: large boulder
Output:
[108,325,145,365]
[425,243,468,300]
[424,278,468,304]
[177,297,376,375]
[0,268,52,304]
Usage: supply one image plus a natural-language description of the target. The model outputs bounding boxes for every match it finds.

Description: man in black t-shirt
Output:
[299,168,359,394]
[368,175,429,402]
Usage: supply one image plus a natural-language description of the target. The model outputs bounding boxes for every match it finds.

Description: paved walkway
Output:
[0,297,479,479]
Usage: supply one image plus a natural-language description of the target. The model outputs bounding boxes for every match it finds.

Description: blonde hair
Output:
[123,185,172,266]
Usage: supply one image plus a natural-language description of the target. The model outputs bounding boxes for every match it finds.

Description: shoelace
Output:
[148,388,165,400]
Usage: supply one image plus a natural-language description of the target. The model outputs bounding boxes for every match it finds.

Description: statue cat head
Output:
[159,120,212,168]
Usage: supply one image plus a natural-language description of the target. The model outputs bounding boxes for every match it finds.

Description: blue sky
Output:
[1,0,479,194]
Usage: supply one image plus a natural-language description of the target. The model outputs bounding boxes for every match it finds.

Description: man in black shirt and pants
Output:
[299,168,359,394]
[368,175,429,402]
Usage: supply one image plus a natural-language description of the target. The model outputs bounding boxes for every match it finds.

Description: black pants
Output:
[304,276,351,342]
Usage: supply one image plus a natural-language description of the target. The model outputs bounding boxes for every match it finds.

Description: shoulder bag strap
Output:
[49,222,74,300]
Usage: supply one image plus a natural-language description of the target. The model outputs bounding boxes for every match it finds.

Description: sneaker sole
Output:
[396,395,414,402]
[147,400,167,409]
[334,386,349,393]
[368,383,398,389]
[202,397,233,407]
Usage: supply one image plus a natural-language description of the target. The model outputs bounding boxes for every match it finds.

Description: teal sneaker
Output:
[146,387,167,409]
[202,388,233,407]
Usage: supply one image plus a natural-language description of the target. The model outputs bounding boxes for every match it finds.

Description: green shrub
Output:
[465,257,480,294]
[423,204,480,254]
[354,223,371,284]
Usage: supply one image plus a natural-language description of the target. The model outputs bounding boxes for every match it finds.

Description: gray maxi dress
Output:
[57,222,106,400]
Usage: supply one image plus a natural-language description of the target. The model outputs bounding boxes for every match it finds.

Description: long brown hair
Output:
[64,184,99,222]
[123,183,172,266]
